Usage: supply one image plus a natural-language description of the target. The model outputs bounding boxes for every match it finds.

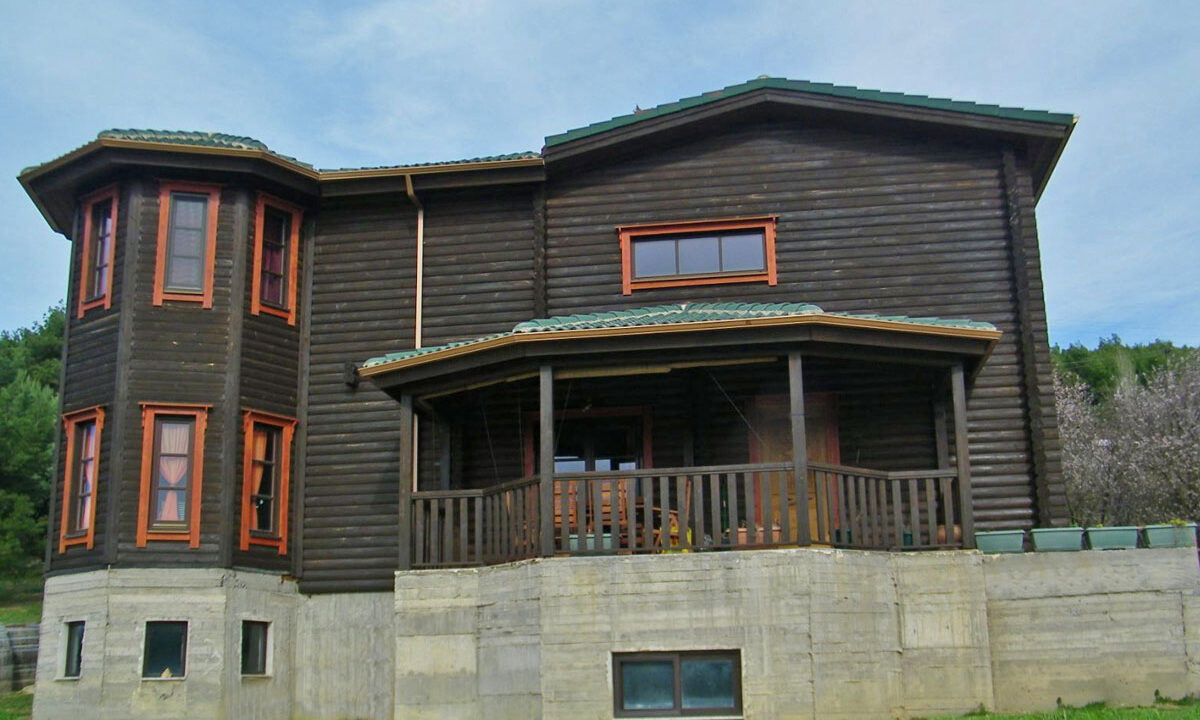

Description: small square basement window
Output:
[614,650,742,717]
[142,621,187,679]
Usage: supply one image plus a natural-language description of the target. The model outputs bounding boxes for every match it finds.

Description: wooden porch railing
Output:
[409,462,966,568]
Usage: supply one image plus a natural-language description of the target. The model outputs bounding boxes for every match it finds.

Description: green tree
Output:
[1052,335,1195,401]
[0,304,64,392]
[0,371,58,510]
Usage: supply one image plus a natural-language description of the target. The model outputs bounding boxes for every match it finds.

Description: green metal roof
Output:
[320,152,541,173]
[545,77,1076,147]
[98,128,270,150]
[361,302,997,369]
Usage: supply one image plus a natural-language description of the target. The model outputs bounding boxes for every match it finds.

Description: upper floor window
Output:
[59,406,105,553]
[240,410,296,554]
[137,403,209,548]
[618,216,777,295]
[77,186,119,318]
[153,182,221,308]
[251,194,302,325]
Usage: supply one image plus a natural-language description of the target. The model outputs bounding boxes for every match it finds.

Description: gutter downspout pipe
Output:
[404,175,423,493]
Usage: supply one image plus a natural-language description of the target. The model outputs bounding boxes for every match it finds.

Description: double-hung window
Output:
[59,406,105,552]
[153,182,221,307]
[614,651,742,717]
[77,186,118,317]
[618,216,777,295]
[240,411,296,554]
[137,404,209,547]
[251,194,302,324]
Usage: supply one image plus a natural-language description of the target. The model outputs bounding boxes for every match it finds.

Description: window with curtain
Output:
[240,411,295,554]
[60,406,105,553]
[137,404,208,547]
[251,193,302,324]
[77,186,118,318]
[153,182,220,307]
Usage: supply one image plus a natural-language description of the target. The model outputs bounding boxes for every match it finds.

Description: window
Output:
[143,621,187,679]
[77,186,118,317]
[241,620,270,676]
[240,411,296,554]
[59,406,105,552]
[251,194,302,325]
[618,216,777,295]
[137,404,209,548]
[153,182,221,307]
[63,621,85,678]
[613,651,741,717]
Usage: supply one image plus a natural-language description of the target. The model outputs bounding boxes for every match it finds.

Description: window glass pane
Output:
[621,660,675,710]
[632,239,676,278]
[143,621,187,678]
[166,256,203,291]
[677,235,720,274]
[681,658,736,709]
[241,621,269,675]
[263,243,285,274]
[261,274,283,306]
[155,420,192,524]
[64,621,85,678]
[171,195,207,230]
[721,232,766,272]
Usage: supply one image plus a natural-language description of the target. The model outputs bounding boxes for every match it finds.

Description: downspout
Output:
[404,174,424,350]
[404,175,423,494]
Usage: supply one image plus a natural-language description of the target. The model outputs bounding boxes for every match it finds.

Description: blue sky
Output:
[2,0,1197,347]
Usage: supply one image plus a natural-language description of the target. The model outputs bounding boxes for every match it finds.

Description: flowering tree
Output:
[1057,353,1200,525]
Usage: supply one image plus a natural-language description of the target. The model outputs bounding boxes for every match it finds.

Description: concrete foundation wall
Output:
[31,549,1200,720]
[396,548,1200,720]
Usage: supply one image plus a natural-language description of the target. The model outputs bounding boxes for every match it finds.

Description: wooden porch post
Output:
[950,363,976,548]
[539,365,555,557]
[788,352,812,544]
[933,392,951,470]
[398,393,414,570]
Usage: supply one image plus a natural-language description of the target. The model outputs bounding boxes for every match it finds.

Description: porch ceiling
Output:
[359,303,1000,398]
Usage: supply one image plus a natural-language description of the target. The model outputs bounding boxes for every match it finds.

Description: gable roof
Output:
[360,302,999,377]
[545,76,1075,147]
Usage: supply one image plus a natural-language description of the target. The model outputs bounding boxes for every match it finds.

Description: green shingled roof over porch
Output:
[360,302,998,371]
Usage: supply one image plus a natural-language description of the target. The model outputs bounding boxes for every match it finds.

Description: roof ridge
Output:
[545,76,1075,147]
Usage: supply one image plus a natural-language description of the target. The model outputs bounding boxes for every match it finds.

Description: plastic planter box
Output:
[975,530,1025,553]
[1085,526,1138,550]
[1143,523,1198,548]
[1030,527,1083,552]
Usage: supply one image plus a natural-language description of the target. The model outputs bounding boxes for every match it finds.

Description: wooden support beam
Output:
[933,394,951,470]
[539,366,555,557]
[788,352,812,544]
[950,363,975,548]
[398,394,414,570]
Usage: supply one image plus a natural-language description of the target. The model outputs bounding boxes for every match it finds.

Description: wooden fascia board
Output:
[543,88,1070,163]
[362,315,1001,389]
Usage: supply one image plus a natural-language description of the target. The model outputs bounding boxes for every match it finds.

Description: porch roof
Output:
[359,302,1000,392]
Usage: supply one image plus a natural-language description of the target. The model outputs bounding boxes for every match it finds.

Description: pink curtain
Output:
[156,422,190,522]
[76,425,96,531]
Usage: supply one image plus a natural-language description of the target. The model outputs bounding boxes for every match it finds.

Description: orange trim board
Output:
[240,410,297,555]
[358,315,1003,378]
[250,193,303,325]
[136,404,209,548]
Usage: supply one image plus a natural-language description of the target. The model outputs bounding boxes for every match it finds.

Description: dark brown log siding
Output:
[544,120,1051,530]
[301,196,417,592]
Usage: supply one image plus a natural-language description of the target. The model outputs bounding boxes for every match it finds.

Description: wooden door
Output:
[749,394,839,544]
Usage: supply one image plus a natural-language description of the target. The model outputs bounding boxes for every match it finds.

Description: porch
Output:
[357,303,998,570]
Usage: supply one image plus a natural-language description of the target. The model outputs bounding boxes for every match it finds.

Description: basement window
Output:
[241,620,270,677]
[613,650,742,717]
[62,621,85,679]
[143,621,187,679]
[618,217,777,295]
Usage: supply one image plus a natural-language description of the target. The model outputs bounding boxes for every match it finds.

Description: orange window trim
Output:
[136,403,210,548]
[239,410,297,554]
[250,193,302,325]
[77,185,119,318]
[58,406,106,553]
[153,181,222,308]
[617,216,778,295]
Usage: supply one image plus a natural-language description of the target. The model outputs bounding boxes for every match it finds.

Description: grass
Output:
[923,701,1200,719]
[0,691,32,720]
[0,571,42,625]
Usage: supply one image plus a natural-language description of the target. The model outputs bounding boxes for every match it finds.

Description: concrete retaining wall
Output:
[30,549,1200,720]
